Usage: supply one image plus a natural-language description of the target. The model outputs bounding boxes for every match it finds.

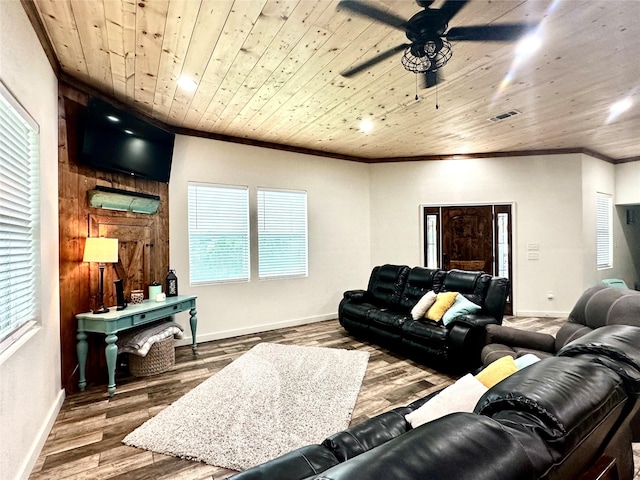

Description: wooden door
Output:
[89,215,157,307]
[424,204,513,315]
[441,206,494,272]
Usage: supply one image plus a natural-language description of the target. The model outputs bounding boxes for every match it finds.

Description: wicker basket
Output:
[129,336,175,377]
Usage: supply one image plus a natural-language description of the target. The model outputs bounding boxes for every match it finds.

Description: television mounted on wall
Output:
[79,97,175,183]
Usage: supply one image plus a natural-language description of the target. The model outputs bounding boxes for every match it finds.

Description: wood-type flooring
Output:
[29,316,640,479]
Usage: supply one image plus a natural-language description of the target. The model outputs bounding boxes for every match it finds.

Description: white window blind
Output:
[596,192,613,269]
[0,82,40,352]
[188,183,249,284]
[258,188,308,279]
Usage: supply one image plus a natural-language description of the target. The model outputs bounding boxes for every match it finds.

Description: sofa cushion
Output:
[398,267,444,312]
[426,291,458,321]
[367,264,409,308]
[476,355,519,388]
[439,269,491,306]
[367,309,407,332]
[409,290,437,320]
[405,373,488,428]
[313,413,537,480]
[442,294,482,325]
[401,319,448,343]
[340,302,376,322]
[475,357,628,458]
[557,325,640,394]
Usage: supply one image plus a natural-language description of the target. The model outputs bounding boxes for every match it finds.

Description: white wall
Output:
[169,136,371,342]
[615,161,640,205]
[369,154,589,316]
[0,1,63,479]
[581,155,635,288]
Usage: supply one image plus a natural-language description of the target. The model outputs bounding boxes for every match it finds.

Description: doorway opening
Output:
[423,204,513,314]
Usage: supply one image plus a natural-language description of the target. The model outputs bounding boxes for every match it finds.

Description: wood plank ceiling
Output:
[28,0,640,162]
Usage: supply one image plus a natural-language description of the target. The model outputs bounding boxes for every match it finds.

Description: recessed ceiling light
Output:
[359,118,374,134]
[610,97,633,116]
[178,76,198,91]
[515,32,542,58]
[107,115,119,122]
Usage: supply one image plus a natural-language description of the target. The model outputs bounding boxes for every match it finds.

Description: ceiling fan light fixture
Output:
[178,76,198,91]
[401,39,452,74]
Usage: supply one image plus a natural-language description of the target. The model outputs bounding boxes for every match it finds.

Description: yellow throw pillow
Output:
[426,291,459,322]
[475,355,519,389]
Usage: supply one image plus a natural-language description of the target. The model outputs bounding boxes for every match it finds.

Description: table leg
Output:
[105,333,118,397]
[189,307,198,353]
[77,331,88,391]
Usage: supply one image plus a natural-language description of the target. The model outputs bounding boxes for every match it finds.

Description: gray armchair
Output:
[481,285,640,366]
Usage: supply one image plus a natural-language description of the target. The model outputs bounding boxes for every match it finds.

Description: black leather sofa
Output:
[229,325,640,480]
[482,284,640,366]
[339,264,510,370]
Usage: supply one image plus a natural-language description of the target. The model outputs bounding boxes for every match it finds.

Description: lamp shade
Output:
[83,237,118,263]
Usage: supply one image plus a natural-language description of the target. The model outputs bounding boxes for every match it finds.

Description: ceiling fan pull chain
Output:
[435,81,439,109]
[415,74,419,101]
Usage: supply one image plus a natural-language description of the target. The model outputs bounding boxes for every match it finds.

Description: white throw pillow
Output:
[405,374,488,428]
[410,291,437,320]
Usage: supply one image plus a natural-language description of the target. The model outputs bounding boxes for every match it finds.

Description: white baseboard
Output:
[175,313,337,346]
[514,310,570,318]
[20,388,65,480]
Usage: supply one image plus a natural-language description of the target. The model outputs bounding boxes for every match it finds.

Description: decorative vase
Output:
[130,289,144,304]
[165,269,178,297]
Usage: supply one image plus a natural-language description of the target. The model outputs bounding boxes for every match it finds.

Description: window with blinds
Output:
[188,183,250,284]
[257,188,308,279]
[0,81,40,353]
[596,192,613,270]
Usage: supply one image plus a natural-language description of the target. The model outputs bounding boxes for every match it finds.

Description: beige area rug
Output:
[123,342,369,471]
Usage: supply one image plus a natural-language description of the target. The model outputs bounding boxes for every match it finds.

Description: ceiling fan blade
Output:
[445,23,534,41]
[438,0,469,23]
[341,43,410,77]
[337,0,408,31]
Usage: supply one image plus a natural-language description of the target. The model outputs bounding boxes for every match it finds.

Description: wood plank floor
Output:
[28,316,640,480]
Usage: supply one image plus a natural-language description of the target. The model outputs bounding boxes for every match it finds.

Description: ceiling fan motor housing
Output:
[406,9,448,43]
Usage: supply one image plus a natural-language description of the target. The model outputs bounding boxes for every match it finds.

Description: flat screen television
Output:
[79,97,175,183]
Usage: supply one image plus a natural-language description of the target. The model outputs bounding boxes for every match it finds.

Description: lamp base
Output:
[92,307,110,314]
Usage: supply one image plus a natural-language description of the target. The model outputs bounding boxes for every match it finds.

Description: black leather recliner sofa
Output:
[229,325,640,480]
[339,264,510,370]
[482,284,640,365]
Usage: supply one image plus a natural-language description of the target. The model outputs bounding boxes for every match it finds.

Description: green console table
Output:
[76,295,197,396]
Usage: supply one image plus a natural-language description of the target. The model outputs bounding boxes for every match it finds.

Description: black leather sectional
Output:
[339,264,510,370]
[229,325,640,480]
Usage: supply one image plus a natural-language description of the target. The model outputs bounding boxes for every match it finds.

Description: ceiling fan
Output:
[338,0,534,87]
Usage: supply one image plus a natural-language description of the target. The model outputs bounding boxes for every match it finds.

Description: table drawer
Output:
[131,300,194,325]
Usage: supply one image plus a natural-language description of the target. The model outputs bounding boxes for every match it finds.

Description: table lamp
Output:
[83,237,118,314]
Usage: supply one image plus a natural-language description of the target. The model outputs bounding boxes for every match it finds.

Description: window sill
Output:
[0,321,39,367]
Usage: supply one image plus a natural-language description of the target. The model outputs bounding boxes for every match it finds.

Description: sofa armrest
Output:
[343,289,367,302]
[485,324,556,353]
[228,444,339,480]
[322,408,411,462]
[449,313,501,329]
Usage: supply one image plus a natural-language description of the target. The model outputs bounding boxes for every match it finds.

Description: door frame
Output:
[420,202,515,315]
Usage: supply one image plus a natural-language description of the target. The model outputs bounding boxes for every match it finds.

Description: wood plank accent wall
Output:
[58,83,169,393]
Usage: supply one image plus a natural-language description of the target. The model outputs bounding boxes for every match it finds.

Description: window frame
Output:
[257,187,308,280]
[596,192,613,270]
[187,182,250,285]
[0,80,41,355]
